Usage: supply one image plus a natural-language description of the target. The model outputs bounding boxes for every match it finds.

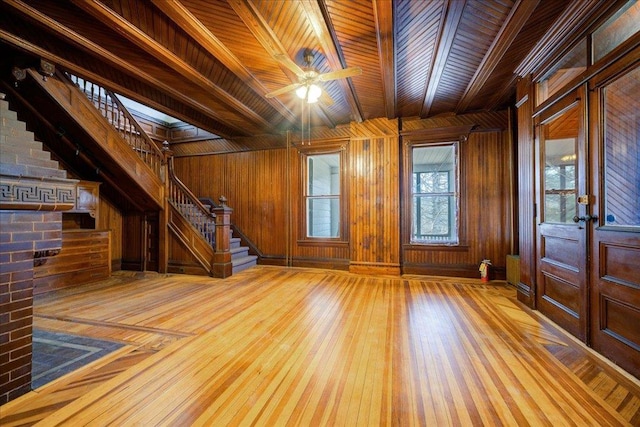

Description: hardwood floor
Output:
[2,266,639,426]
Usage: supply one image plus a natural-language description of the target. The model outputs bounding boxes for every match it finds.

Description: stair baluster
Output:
[167,158,216,246]
[65,73,163,180]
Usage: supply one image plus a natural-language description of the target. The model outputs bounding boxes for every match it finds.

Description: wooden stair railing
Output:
[167,158,216,245]
[21,69,163,210]
[65,73,164,181]
[166,157,233,277]
[60,72,232,276]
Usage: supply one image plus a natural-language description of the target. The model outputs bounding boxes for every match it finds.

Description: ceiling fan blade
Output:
[317,66,362,82]
[274,54,306,78]
[265,82,302,98]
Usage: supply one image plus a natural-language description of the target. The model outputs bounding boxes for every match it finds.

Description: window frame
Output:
[408,141,461,246]
[299,144,348,245]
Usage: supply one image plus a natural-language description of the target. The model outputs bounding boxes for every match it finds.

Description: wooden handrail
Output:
[167,157,216,245]
[63,72,164,180]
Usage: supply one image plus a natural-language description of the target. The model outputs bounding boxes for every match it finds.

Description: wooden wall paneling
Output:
[401,126,511,278]
[98,196,123,271]
[121,212,144,271]
[516,75,536,307]
[349,118,400,275]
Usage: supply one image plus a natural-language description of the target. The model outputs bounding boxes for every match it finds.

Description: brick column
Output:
[0,91,75,403]
[0,211,62,404]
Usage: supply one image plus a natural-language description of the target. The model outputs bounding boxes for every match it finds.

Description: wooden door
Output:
[536,88,589,341]
[589,65,640,377]
[144,213,159,272]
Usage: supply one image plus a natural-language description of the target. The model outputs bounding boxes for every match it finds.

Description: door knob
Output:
[572,214,598,223]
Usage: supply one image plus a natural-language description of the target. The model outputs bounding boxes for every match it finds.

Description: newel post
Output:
[158,141,172,273]
[212,196,233,277]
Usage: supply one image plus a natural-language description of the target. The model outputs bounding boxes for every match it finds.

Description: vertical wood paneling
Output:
[349,119,400,274]
[121,212,144,271]
[173,115,510,277]
[516,75,536,306]
[98,197,123,270]
[402,131,511,277]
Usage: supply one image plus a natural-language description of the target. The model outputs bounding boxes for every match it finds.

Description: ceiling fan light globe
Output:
[296,86,308,99]
[308,84,321,100]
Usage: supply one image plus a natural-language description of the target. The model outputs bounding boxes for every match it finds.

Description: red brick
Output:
[3,222,35,233]
[10,251,33,262]
[10,306,32,320]
[10,289,32,302]
[12,212,44,223]
[0,241,33,253]
[10,361,31,378]
[0,354,30,378]
[7,382,30,401]
[9,324,31,340]
[0,260,32,274]
[9,343,31,361]
[42,230,62,240]
[0,233,10,243]
[0,298,32,316]
[0,335,30,352]
[0,273,11,284]
[0,374,30,395]
[34,240,61,251]
[10,271,33,284]
[12,232,44,242]
[34,221,61,231]
[0,317,31,335]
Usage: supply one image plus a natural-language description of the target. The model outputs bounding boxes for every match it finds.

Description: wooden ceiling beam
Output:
[2,0,246,139]
[153,0,297,127]
[456,0,539,113]
[420,0,466,118]
[227,0,335,128]
[69,0,272,131]
[302,0,363,123]
[373,0,396,119]
[0,30,237,139]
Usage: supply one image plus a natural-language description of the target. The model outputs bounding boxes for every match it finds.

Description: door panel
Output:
[536,89,588,342]
[590,65,640,378]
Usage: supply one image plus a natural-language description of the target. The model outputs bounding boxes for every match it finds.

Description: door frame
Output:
[534,86,590,342]
[588,56,640,377]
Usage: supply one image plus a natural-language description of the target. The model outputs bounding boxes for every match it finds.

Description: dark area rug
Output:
[32,329,124,389]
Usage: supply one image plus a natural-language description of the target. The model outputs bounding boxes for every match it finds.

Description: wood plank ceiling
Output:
[0,0,604,147]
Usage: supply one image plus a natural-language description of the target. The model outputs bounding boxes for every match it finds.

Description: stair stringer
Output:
[167,202,215,276]
[25,69,164,209]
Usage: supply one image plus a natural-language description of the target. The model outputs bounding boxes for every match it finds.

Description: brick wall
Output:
[1,92,72,404]
[0,211,62,404]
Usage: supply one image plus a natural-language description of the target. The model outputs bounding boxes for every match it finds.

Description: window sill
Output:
[298,239,349,248]
[403,243,469,252]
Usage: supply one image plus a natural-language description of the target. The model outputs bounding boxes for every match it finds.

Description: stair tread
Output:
[232,254,258,265]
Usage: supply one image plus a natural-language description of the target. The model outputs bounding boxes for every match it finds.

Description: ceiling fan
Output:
[265,50,362,104]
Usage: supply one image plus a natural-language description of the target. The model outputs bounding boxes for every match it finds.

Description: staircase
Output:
[199,199,257,274]
[7,69,256,276]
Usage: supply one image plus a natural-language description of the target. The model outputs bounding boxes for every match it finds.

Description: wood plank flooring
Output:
[1,266,639,426]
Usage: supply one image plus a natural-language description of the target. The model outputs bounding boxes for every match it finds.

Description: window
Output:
[603,66,640,227]
[305,153,341,238]
[592,0,640,63]
[536,39,587,106]
[411,144,459,244]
